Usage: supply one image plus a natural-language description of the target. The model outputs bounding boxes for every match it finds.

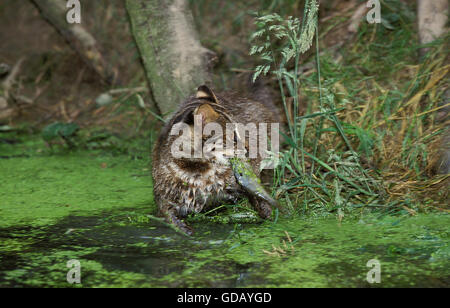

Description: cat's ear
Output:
[196,85,219,103]
[194,104,219,124]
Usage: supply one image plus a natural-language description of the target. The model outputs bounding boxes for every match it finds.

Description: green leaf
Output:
[42,122,79,141]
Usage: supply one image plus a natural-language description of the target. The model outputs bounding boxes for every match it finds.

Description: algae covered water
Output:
[0,137,449,287]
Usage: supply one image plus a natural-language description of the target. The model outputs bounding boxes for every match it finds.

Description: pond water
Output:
[0,141,448,287]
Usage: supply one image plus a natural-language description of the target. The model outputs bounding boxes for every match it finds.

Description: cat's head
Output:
[166,85,240,166]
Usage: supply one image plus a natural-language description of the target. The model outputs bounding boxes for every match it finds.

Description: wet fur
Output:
[152,86,280,235]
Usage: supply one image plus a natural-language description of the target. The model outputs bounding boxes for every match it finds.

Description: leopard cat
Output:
[152,84,281,235]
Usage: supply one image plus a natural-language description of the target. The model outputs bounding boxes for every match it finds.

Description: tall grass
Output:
[249,0,448,216]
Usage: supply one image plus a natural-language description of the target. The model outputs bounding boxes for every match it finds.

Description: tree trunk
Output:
[417,0,448,57]
[417,0,449,175]
[30,0,115,85]
[125,0,214,117]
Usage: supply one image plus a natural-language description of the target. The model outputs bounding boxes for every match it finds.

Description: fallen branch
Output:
[2,57,25,100]
[30,0,116,85]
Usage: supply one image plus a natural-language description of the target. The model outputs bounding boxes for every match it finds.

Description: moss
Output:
[0,150,153,229]
[185,214,450,287]
[0,135,448,287]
